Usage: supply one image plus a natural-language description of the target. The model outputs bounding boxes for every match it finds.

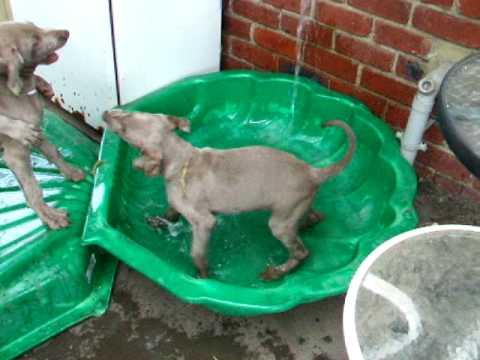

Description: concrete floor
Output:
[20,264,347,360]
[21,179,480,360]
[25,266,347,360]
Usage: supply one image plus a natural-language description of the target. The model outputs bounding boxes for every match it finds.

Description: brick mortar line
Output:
[235,5,434,62]
[450,1,480,22]
[310,0,316,18]
[381,99,391,119]
[252,0,284,23]
[227,12,264,34]
[248,19,256,41]
[407,1,416,26]
[295,58,404,107]
[314,1,480,49]
[224,52,256,67]
[228,7,467,112]
[231,24,418,101]
[251,22,406,80]
[392,53,400,75]
[453,0,460,14]
[225,52,372,109]
[249,1,480,34]
[338,0,480,26]
[332,29,406,73]
[426,141,458,156]
[222,35,232,53]
[418,162,478,190]
[355,64,363,86]
[349,61,418,89]
[275,57,393,114]
[229,6,280,30]
[252,22,362,80]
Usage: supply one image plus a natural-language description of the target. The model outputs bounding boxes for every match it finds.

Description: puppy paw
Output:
[9,122,42,146]
[63,166,85,182]
[194,259,209,279]
[197,268,209,279]
[146,215,170,229]
[261,266,284,281]
[38,205,70,229]
[134,156,161,176]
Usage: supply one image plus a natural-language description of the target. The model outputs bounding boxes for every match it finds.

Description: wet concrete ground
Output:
[21,179,480,360]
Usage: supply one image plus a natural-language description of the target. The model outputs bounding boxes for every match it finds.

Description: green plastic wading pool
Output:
[0,113,117,360]
[83,71,418,316]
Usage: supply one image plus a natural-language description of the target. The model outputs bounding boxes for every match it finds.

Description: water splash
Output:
[289,0,312,130]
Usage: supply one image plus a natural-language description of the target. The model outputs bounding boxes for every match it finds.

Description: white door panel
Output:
[111,0,222,104]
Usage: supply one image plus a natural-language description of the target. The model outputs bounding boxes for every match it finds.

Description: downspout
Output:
[400,63,454,164]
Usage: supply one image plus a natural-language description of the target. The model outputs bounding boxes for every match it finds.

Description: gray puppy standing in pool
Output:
[103,110,356,280]
[0,22,85,229]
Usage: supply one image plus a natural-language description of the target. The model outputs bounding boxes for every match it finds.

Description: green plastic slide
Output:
[0,113,117,360]
[83,71,418,316]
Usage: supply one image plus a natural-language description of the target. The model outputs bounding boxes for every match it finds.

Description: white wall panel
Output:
[111,0,222,104]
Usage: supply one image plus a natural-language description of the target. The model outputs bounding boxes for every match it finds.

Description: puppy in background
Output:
[0,22,85,229]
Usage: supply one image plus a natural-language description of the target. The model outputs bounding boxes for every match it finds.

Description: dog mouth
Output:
[44,52,59,64]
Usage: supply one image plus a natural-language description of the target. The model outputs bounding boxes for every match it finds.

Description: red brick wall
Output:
[222,0,480,199]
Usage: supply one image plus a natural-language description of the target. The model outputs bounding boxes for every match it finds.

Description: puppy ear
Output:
[0,45,24,96]
[167,116,191,133]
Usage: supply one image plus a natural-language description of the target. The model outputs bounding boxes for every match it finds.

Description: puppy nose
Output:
[102,111,111,123]
[58,30,69,43]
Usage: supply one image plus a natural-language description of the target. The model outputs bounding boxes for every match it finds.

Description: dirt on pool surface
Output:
[20,179,480,360]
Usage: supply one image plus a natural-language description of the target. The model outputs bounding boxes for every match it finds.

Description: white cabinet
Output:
[111,0,222,104]
[9,0,222,127]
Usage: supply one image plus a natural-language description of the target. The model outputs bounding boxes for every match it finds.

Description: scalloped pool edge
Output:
[82,71,418,316]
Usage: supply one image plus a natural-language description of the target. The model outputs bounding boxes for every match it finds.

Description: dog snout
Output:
[103,110,126,131]
[102,111,112,124]
[56,30,69,45]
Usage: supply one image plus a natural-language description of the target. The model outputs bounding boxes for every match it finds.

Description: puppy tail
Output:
[312,120,356,183]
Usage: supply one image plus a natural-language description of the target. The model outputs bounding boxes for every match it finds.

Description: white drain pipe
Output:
[400,63,454,164]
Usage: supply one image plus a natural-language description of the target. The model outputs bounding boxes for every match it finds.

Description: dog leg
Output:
[299,209,325,231]
[147,207,181,229]
[164,207,181,222]
[37,137,85,182]
[169,191,216,278]
[0,114,41,146]
[262,202,311,281]
[3,143,69,229]
[189,212,216,278]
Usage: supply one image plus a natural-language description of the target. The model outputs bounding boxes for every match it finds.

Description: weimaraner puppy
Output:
[0,22,85,229]
[103,110,356,280]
